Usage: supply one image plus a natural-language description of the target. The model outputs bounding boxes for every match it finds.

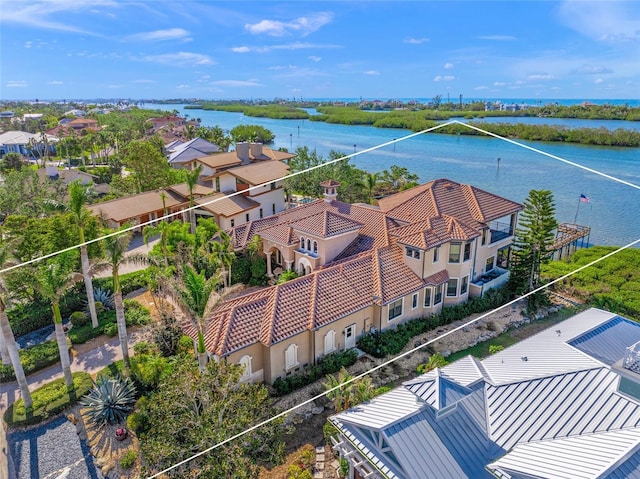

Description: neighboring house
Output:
[166,137,220,165]
[0,130,58,158]
[0,111,14,119]
[330,307,640,479]
[89,143,292,231]
[36,166,111,197]
[181,179,522,384]
[67,118,99,131]
[147,115,186,129]
[64,109,86,117]
[87,183,210,229]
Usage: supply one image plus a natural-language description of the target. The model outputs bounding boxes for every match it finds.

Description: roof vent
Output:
[556,329,562,336]
[521,356,528,362]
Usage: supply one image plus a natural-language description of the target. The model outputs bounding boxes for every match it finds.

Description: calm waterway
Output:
[144,104,640,247]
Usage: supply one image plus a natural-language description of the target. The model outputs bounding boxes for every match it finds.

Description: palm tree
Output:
[35,252,82,390]
[0,246,32,408]
[68,180,100,328]
[184,165,203,235]
[213,230,235,288]
[103,229,147,369]
[365,172,379,204]
[162,265,221,372]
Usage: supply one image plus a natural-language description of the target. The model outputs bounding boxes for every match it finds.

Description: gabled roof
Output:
[166,182,215,198]
[0,130,58,145]
[167,138,219,164]
[331,308,640,479]
[378,178,522,228]
[390,215,480,250]
[190,154,242,170]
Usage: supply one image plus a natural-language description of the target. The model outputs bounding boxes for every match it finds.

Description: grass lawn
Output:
[4,372,93,427]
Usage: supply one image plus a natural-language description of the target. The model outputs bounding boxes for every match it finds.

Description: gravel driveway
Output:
[8,415,103,479]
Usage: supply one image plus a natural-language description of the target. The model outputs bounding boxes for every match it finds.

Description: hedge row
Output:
[0,339,70,383]
[272,349,359,396]
[357,287,510,358]
[9,269,151,338]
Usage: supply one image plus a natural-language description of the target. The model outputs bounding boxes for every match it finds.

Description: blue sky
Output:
[1,1,639,101]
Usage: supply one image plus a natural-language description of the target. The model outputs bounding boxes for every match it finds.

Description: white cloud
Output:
[527,73,554,81]
[135,52,214,66]
[24,41,32,48]
[107,84,123,89]
[364,70,380,76]
[6,80,27,87]
[245,12,334,37]
[477,35,516,41]
[444,62,454,70]
[572,64,613,75]
[232,46,251,53]
[235,42,340,53]
[48,80,64,85]
[594,78,605,84]
[557,1,640,41]
[211,80,263,88]
[308,55,321,62]
[493,82,506,86]
[433,75,455,82]
[132,79,156,84]
[474,86,489,91]
[176,84,191,89]
[126,28,191,42]
[404,37,429,44]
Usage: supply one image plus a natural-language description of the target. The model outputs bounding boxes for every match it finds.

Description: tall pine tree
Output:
[509,189,558,310]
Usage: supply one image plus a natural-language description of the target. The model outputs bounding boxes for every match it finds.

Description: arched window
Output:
[285,344,298,370]
[324,330,336,355]
[313,241,318,254]
[307,239,311,251]
[239,355,252,380]
[300,236,305,249]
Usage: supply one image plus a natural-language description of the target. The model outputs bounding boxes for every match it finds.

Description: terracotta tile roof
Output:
[258,224,297,245]
[225,160,290,185]
[88,189,185,222]
[199,246,448,356]
[195,192,260,218]
[290,211,363,238]
[390,215,479,249]
[229,199,392,256]
[320,180,341,187]
[378,178,522,228]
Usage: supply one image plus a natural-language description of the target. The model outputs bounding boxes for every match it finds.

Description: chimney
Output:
[320,180,340,203]
[250,142,263,160]
[236,142,250,164]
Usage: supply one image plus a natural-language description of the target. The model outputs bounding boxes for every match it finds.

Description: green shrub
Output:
[69,311,89,328]
[231,256,252,284]
[0,339,70,383]
[9,301,52,337]
[67,310,116,344]
[250,257,267,282]
[123,299,151,326]
[277,270,298,284]
[323,420,339,445]
[120,450,138,469]
[176,335,195,356]
[489,344,504,354]
[92,270,149,297]
[103,323,118,337]
[126,396,150,434]
[272,350,359,396]
[357,287,510,358]
[133,341,155,356]
[4,372,93,427]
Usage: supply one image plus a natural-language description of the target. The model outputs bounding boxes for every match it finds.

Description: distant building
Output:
[330,307,640,479]
[165,137,220,165]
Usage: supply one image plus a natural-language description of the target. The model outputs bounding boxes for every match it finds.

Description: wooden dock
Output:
[550,223,591,260]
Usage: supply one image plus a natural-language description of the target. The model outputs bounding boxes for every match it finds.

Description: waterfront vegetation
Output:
[543,246,640,319]
[186,102,310,120]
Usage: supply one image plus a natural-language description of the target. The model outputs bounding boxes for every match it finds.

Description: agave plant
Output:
[91,287,115,310]
[80,376,137,427]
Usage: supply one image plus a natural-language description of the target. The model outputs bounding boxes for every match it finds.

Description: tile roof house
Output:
[0,130,58,158]
[184,179,522,384]
[330,308,640,479]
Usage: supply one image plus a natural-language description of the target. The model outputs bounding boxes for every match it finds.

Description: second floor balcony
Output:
[490,221,514,244]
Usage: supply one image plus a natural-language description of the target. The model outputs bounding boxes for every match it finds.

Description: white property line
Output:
[147,237,640,478]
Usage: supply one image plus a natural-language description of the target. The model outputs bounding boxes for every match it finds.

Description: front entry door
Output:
[344,324,356,350]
